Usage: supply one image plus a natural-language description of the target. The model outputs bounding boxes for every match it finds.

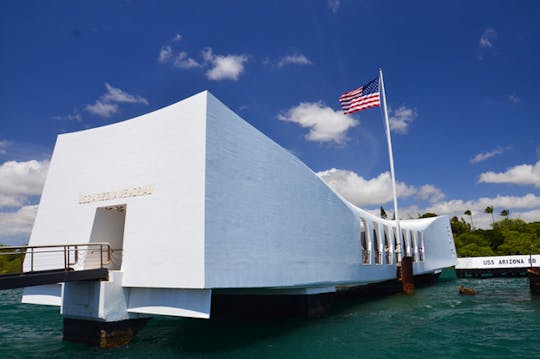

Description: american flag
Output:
[339,77,380,115]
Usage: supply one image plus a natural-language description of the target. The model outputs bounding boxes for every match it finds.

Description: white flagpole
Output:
[378,68,402,258]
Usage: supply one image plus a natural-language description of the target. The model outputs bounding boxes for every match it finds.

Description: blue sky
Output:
[1,1,539,244]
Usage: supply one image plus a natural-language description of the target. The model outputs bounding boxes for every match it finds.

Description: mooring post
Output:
[400,256,415,295]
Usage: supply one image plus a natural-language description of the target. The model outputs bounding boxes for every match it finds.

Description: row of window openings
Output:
[360,222,425,265]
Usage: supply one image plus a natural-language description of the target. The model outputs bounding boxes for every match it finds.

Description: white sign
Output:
[456,255,540,269]
[79,185,155,204]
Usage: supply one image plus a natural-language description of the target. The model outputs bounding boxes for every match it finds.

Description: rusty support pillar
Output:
[400,256,415,295]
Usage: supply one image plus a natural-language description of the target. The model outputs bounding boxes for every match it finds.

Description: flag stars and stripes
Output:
[339,77,381,115]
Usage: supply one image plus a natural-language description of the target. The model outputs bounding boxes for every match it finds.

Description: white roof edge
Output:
[57,90,210,138]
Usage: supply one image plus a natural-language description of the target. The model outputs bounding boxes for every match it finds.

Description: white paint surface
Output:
[23,91,457,320]
[27,92,207,288]
[22,284,62,306]
[456,255,540,269]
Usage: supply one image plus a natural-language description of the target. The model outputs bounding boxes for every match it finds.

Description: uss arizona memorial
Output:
[22,91,456,342]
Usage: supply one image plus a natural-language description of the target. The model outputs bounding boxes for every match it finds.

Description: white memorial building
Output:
[22,91,456,335]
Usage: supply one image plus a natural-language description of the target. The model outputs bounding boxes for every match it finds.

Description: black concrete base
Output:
[0,268,108,290]
[63,317,151,348]
[212,272,442,319]
[211,292,335,319]
[456,268,528,278]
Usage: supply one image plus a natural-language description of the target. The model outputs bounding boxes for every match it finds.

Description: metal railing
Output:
[0,242,112,275]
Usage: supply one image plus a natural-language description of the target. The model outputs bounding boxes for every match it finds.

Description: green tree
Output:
[451,216,471,236]
[464,209,474,229]
[484,206,495,226]
[380,206,387,219]
[454,232,495,257]
[500,209,510,219]
[452,219,540,258]
[418,212,438,218]
[0,246,23,274]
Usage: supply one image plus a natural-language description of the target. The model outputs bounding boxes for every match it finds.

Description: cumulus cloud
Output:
[480,28,497,48]
[202,47,248,81]
[158,35,199,68]
[0,205,38,245]
[278,102,358,144]
[157,35,250,80]
[174,51,201,69]
[513,208,540,224]
[0,160,49,209]
[85,101,119,118]
[317,168,444,206]
[85,83,148,118]
[470,146,510,164]
[277,54,313,68]
[417,184,445,203]
[405,193,540,229]
[479,160,540,188]
[0,159,49,244]
[389,106,416,134]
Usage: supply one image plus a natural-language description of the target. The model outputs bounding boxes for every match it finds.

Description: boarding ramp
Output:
[0,243,111,290]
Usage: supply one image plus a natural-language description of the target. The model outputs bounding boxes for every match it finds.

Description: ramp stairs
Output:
[0,243,111,290]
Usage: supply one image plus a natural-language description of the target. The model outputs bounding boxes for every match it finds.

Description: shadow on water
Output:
[135,315,310,354]
[132,271,459,355]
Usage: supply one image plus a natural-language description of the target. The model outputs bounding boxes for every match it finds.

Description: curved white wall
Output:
[204,94,361,288]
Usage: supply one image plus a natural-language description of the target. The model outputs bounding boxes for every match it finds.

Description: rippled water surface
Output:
[1,270,539,358]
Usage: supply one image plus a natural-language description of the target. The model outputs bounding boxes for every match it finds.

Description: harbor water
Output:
[1,270,539,358]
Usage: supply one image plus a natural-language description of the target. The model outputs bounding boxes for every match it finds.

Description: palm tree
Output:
[500,209,510,219]
[484,206,494,225]
[464,209,474,229]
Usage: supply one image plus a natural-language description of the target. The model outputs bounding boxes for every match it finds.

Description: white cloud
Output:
[0,160,49,209]
[52,109,82,122]
[158,34,183,63]
[102,83,148,105]
[85,100,119,118]
[202,47,248,81]
[173,51,201,69]
[157,37,249,80]
[0,205,38,245]
[470,146,510,164]
[478,28,497,61]
[409,193,540,229]
[514,208,540,224]
[479,160,540,188]
[317,168,427,206]
[389,106,416,134]
[278,102,358,144]
[480,28,497,48]
[328,0,340,13]
[85,83,148,118]
[417,184,445,203]
[158,45,173,63]
[277,54,313,68]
